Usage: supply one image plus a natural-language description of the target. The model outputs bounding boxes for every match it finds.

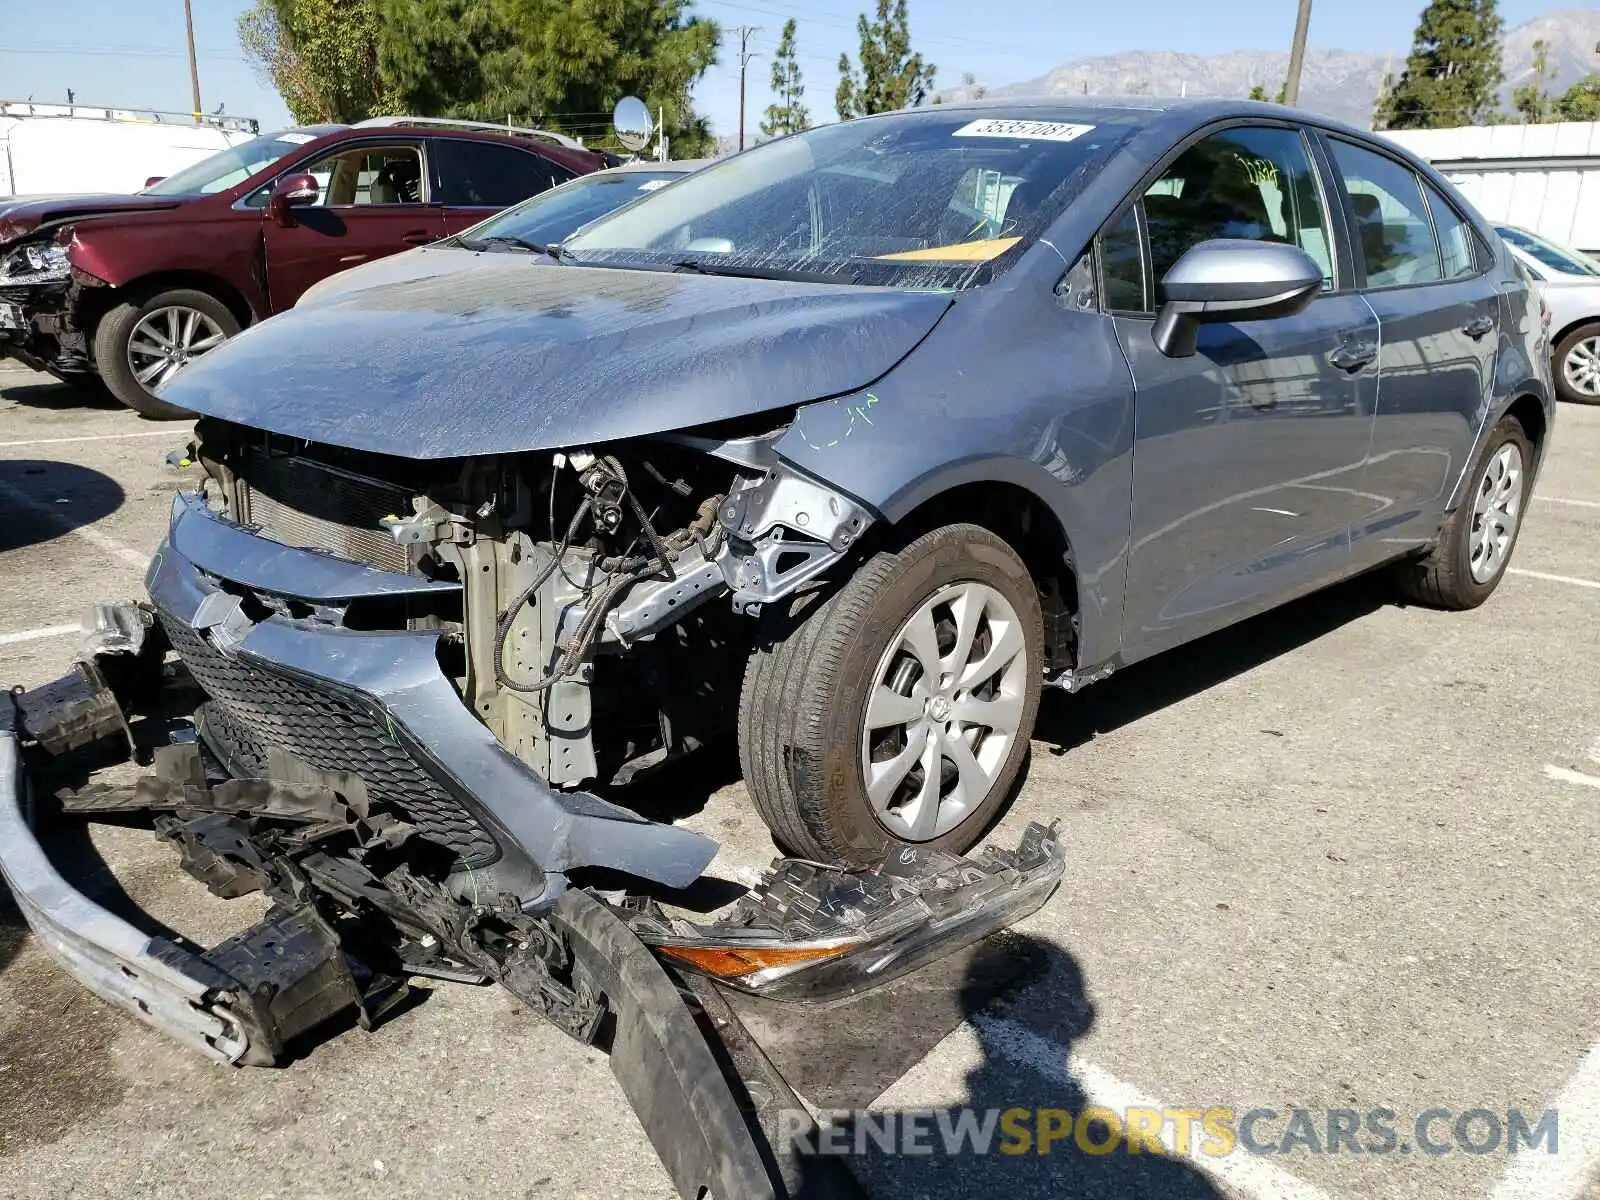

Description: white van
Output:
[0,101,259,198]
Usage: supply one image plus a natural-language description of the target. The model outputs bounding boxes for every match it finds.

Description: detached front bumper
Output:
[0,722,253,1062]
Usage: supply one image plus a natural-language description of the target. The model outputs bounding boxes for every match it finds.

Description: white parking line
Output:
[1489,1041,1600,1200]
[1538,496,1600,510]
[1507,568,1600,591]
[972,1015,1334,1200]
[0,623,80,648]
[1544,765,1600,791]
[0,479,151,568]
[0,429,177,450]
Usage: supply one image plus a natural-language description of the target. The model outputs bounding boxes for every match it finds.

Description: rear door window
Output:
[433,140,568,207]
[1421,182,1480,279]
[1327,139,1442,289]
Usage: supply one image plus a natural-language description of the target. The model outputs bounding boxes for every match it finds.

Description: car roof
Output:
[855,94,1383,142]
[275,122,604,172]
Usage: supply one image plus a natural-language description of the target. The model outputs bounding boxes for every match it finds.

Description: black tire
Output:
[1554,322,1600,406]
[92,287,240,419]
[738,523,1044,866]
[1395,414,1533,610]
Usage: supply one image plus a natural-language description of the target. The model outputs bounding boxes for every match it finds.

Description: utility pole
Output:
[1282,0,1313,105]
[736,25,761,152]
[183,0,203,125]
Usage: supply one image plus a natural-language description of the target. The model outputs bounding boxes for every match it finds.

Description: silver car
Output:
[1498,224,1600,405]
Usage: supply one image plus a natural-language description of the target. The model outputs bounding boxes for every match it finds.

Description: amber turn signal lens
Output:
[654,942,851,979]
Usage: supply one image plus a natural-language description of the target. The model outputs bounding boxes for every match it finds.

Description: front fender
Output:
[771,296,1136,669]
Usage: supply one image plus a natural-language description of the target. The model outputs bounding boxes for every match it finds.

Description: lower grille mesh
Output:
[161,613,500,867]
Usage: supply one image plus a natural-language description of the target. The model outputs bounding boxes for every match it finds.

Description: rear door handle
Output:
[401,231,434,246]
[1463,315,1495,340]
[1330,342,1378,373]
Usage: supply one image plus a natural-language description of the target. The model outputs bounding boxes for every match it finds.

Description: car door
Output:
[260,141,445,311]
[428,137,572,237]
[1107,123,1380,657]
[1321,136,1499,563]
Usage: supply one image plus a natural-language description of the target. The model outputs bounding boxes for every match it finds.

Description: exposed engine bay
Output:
[189,415,871,803]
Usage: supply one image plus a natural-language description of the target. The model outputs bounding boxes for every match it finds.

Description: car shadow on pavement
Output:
[1037,569,1394,754]
[0,460,127,554]
[836,936,1225,1199]
[0,884,24,979]
[0,376,120,412]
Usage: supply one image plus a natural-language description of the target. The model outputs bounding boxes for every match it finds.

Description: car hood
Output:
[0,193,186,244]
[161,257,954,459]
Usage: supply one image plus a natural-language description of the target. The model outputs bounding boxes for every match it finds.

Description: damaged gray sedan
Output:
[1,97,1554,1198]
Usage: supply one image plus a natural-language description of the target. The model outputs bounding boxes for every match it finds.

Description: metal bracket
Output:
[715,467,873,612]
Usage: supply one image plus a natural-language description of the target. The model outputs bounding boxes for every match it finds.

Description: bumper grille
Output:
[239,451,410,573]
[160,613,500,867]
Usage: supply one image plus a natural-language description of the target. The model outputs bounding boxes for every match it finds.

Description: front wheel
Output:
[1395,414,1532,609]
[93,288,240,419]
[738,523,1044,866]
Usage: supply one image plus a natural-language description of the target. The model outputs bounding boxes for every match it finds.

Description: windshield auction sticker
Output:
[952,119,1096,142]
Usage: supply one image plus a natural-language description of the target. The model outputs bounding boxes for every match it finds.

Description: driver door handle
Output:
[1330,341,1378,373]
[401,231,435,245]
[1463,315,1495,340]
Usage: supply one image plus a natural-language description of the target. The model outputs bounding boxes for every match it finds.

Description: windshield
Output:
[1497,226,1600,277]
[142,129,330,197]
[459,169,689,249]
[562,111,1138,287]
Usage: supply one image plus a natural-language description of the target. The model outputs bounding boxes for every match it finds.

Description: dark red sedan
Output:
[0,119,608,416]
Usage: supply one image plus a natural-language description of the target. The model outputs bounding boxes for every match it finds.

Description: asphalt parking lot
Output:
[1,360,1598,1200]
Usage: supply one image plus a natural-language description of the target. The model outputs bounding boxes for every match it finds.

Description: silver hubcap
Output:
[1565,336,1600,398]
[1469,442,1524,583]
[127,306,227,391]
[860,581,1028,841]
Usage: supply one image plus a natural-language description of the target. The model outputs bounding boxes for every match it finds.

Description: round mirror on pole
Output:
[613,96,654,153]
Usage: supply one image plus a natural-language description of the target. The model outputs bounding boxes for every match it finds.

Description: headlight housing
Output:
[0,239,70,286]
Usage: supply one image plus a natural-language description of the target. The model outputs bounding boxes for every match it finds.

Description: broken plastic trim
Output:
[635,822,1063,1001]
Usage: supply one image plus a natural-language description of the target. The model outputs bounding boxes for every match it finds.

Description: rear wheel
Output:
[1554,322,1600,406]
[93,287,239,419]
[1395,414,1532,609]
[738,523,1043,865]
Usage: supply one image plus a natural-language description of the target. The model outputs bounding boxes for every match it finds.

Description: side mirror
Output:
[1152,239,1324,358]
[143,175,165,189]
[268,173,320,227]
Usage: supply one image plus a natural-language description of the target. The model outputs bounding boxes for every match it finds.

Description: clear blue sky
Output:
[0,0,1560,140]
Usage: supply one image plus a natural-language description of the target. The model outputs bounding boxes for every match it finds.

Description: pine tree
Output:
[1374,0,1505,130]
[836,0,936,120]
[1511,37,1557,123]
[761,19,809,137]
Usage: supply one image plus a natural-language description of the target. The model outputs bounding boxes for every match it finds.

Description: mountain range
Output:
[945,9,1600,129]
